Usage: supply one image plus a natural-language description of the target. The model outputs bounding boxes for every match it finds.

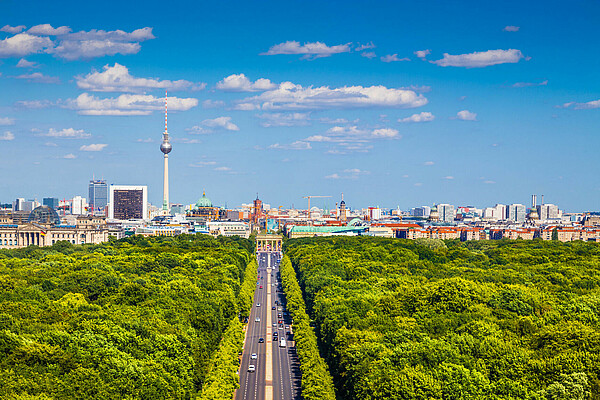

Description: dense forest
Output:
[0,234,253,399]
[286,237,600,400]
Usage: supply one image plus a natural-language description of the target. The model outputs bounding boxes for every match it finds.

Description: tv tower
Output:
[160,91,172,213]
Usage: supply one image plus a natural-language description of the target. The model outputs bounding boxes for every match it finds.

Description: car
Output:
[259,285,263,289]
[278,325,283,330]
[272,323,277,327]
[278,313,282,318]
[251,353,257,359]
[248,364,256,372]
[285,325,290,330]
[273,331,278,336]
[258,337,264,343]
[272,306,276,310]
[273,336,278,341]
[256,303,261,307]
[255,317,260,322]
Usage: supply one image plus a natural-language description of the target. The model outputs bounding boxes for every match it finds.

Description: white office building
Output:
[437,204,455,223]
[507,204,527,222]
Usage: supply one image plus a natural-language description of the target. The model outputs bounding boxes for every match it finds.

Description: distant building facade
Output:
[89,179,108,214]
[109,185,148,220]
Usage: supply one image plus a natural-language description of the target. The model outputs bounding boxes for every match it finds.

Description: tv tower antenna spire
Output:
[160,91,172,213]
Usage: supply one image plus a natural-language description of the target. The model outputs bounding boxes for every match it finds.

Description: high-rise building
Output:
[507,204,526,222]
[252,195,263,224]
[412,206,431,217]
[109,185,148,220]
[43,197,59,209]
[14,199,39,213]
[12,198,25,211]
[71,196,87,215]
[437,204,455,223]
[160,92,172,213]
[537,204,560,220]
[88,179,108,214]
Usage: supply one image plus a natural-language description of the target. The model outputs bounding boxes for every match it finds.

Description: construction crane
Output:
[303,195,332,219]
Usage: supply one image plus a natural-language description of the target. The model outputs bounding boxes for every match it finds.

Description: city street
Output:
[235,251,301,400]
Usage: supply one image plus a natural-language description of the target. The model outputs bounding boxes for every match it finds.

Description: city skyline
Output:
[1,0,599,211]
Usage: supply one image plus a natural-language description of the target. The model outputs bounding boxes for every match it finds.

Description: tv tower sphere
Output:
[160,140,172,154]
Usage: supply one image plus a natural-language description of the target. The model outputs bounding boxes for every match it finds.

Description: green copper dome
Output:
[195,192,213,208]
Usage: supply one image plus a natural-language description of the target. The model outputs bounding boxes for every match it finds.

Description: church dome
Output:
[195,192,213,208]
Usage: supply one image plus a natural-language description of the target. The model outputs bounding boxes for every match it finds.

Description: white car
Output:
[248,365,256,372]
[251,353,257,359]
[256,303,261,307]
[255,317,260,322]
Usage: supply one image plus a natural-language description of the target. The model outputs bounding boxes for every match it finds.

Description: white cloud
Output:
[319,117,351,124]
[27,24,71,36]
[0,117,15,125]
[560,99,600,110]
[261,41,351,59]
[43,128,91,139]
[202,116,239,131]
[45,142,57,147]
[0,131,15,141]
[16,58,39,68]
[503,26,520,32]
[14,99,54,109]
[67,93,198,116]
[0,33,53,58]
[484,180,496,184]
[511,80,548,88]
[257,112,310,127]
[14,72,59,83]
[214,166,232,171]
[235,81,427,110]
[137,138,153,143]
[189,161,217,167]
[51,27,155,60]
[372,128,399,137]
[268,141,312,150]
[325,168,370,179]
[414,49,431,59]
[414,182,423,186]
[381,54,410,63]
[216,73,277,92]
[399,111,435,123]
[361,51,376,59]
[63,153,76,159]
[456,110,477,121]
[424,161,435,165]
[432,49,525,68]
[76,63,204,92]
[444,176,454,180]
[355,42,375,51]
[202,99,225,108]
[301,125,399,153]
[79,143,107,151]
[1,25,26,34]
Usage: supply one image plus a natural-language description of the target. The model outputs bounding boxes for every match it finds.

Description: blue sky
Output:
[1,0,599,211]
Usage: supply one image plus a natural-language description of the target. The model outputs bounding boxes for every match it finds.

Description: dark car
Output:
[273,336,278,341]
[258,337,264,343]
[272,306,276,310]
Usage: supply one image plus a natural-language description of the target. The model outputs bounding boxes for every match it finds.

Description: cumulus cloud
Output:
[424,161,435,165]
[42,128,91,139]
[268,141,312,150]
[432,49,525,68]
[256,112,310,127]
[63,153,76,159]
[1,25,26,34]
[326,168,370,179]
[216,73,277,92]
[414,49,431,59]
[13,72,59,83]
[503,26,520,32]
[0,131,15,141]
[202,116,239,131]
[16,58,39,68]
[399,111,435,123]
[355,42,375,51]
[0,117,15,125]
[66,93,198,116]
[455,110,477,121]
[560,99,600,110]
[444,176,454,180]
[300,125,399,153]
[52,27,155,60]
[381,54,410,62]
[214,166,232,171]
[361,51,376,59]
[28,24,71,36]
[14,99,54,109]
[76,63,204,92]
[511,80,548,88]
[79,143,107,151]
[234,81,427,110]
[261,41,351,59]
[0,33,53,58]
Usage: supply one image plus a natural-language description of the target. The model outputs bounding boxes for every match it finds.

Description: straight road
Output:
[235,251,301,400]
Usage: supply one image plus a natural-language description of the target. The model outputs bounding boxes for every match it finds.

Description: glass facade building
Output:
[88,180,108,214]
[43,197,59,209]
